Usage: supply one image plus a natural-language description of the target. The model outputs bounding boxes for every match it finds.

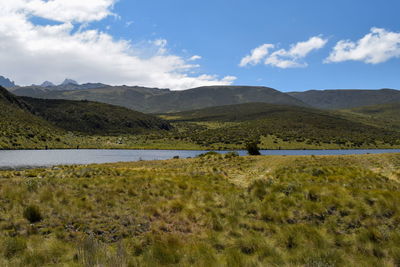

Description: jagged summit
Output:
[61,79,78,86]
[0,76,16,88]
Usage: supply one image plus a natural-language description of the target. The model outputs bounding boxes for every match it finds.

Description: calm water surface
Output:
[0,149,399,169]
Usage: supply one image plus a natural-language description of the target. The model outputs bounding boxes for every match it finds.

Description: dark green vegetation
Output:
[289,89,400,110]
[11,85,307,113]
[22,97,171,135]
[161,103,400,149]
[0,86,171,149]
[0,153,400,266]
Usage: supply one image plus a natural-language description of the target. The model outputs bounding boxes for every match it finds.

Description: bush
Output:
[23,205,43,223]
[246,142,261,155]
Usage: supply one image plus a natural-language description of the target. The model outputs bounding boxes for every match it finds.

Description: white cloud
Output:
[239,36,327,68]
[326,28,400,64]
[239,44,274,67]
[189,55,202,61]
[0,0,235,90]
[4,0,116,23]
[265,36,327,68]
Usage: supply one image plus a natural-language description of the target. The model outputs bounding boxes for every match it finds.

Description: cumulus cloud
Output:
[325,28,400,64]
[0,0,235,90]
[239,36,327,68]
[239,44,274,67]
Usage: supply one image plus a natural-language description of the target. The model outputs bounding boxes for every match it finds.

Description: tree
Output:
[246,142,261,155]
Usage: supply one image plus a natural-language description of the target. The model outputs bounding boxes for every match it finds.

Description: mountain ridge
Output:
[11,85,308,113]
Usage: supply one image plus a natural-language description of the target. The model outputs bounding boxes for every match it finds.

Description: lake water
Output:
[0,149,399,169]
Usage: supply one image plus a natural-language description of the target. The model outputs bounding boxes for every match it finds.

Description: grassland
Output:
[0,153,400,266]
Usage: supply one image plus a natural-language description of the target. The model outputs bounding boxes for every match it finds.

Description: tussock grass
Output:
[0,153,399,266]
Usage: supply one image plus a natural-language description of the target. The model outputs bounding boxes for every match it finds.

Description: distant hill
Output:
[165,102,400,148]
[289,89,400,110]
[11,85,307,113]
[0,76,16,88]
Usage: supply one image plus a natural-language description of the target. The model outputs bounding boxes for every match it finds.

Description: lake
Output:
[0,149,399,169]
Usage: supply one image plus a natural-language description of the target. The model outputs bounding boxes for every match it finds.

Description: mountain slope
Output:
[12,85,307,113]
[289,89,400,110]
[165,102,400,148]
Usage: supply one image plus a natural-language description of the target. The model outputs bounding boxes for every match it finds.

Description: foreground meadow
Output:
[0,153,400,266]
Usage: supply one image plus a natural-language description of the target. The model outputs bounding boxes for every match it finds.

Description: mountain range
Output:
[7,81,399,112]
[1,82,400,149]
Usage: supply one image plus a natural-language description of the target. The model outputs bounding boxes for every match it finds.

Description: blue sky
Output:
[1,0,399,91]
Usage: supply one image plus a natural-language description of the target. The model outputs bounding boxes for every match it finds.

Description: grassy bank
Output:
[0,153,400,266]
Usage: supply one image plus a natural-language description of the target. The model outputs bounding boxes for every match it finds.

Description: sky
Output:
[0,0,399,91]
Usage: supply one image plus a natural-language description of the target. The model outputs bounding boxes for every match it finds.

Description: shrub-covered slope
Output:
[165,102,400,148]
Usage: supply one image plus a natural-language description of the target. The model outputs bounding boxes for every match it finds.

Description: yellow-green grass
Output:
[0,153,400,266]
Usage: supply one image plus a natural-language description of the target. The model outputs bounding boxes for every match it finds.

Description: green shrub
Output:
[23,205,43,223]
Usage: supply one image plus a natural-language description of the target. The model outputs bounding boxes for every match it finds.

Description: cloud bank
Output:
[326,28,400,64]
[240,36,327,68]
[0,0,236,90]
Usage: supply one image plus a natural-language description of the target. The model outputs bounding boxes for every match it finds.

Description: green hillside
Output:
[12,85,307,113]
[0,87,172,149]
[0,87,65,149]
[162,103,400,149]
[339,102,400,132]
[22,97,171,135]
